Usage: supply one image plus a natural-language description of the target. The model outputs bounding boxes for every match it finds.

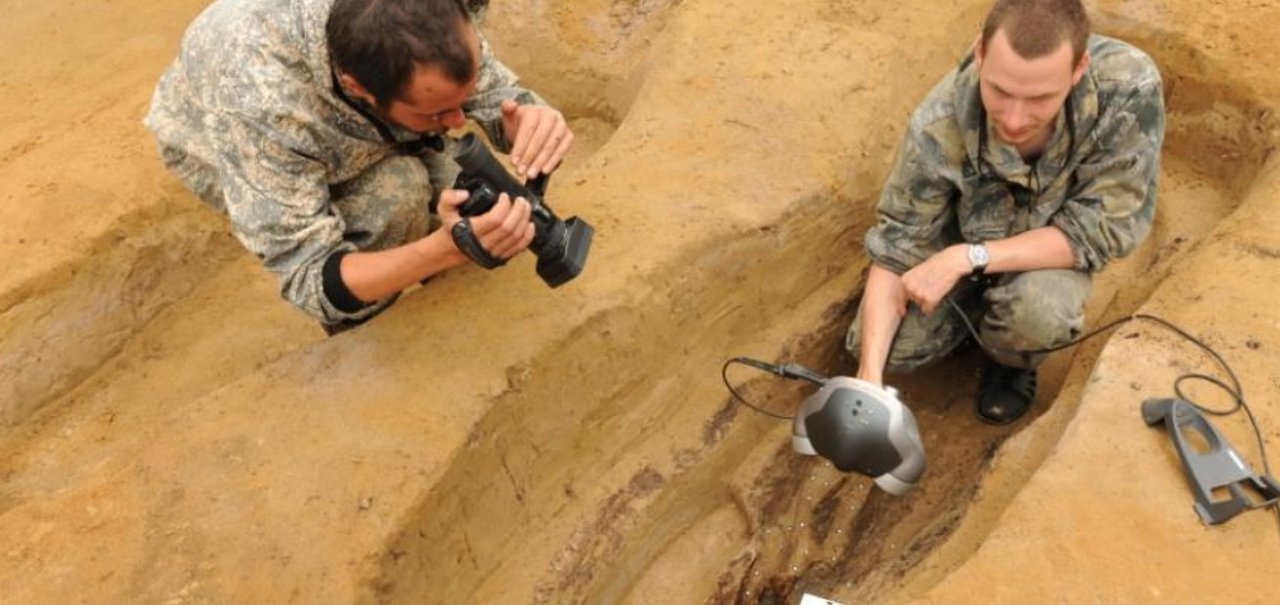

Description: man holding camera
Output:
[146,0,571,334]
[846,0,1165,423]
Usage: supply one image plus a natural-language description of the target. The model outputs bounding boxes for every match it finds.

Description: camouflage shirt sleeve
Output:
[208,82,359,324]
[864,79,965,274]
[1050,73,1165,273]
[463,31,548,154]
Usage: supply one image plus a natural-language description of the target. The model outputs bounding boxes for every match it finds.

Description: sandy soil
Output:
[1,0,1278,603]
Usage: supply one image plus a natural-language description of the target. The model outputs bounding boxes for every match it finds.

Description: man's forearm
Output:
[857,264,908,385]
[340,230,468,303]
[983,226,1076,273]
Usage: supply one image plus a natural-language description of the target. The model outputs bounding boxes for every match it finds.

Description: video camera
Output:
[449,133,594,288]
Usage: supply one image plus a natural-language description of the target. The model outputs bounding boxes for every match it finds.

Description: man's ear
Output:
[974,33,985,68]
[338,72,377,106]
[1071,50,1091,86]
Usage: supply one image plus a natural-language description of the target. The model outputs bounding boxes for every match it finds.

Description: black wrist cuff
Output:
[322,249,372,313]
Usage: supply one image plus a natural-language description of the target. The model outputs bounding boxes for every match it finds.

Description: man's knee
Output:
[331,155,432,250]
[981,269,1091,362]
[845,303,968,373]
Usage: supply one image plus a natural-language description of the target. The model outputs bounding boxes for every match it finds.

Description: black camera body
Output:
[451,133,593,288]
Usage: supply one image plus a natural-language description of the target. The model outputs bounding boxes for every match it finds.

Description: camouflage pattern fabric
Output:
[845,269,1092,371]
[865,35,1165,275]
[145,0,545,323]
[848,35,1163,369]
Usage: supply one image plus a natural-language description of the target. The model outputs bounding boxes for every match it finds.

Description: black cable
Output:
[721,358,793,420]
[721,357,828,421]
[722,299,1278,528]
[946,296,1278,528]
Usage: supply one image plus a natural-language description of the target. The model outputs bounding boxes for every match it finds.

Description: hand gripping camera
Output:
[449,133,594,287]
[791,377,926,495]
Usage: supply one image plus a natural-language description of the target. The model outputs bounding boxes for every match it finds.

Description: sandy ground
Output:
[1,0,1278,603]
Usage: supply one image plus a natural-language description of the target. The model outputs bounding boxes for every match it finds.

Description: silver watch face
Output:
[968,243,989,270]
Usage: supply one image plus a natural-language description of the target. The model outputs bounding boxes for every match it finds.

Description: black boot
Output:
[976,362,1037,425]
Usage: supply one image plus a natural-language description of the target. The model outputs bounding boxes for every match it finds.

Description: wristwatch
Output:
[966,242,990,278]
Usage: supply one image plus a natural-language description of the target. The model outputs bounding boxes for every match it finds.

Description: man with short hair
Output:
[146,0,572,334]
[846,0,1165,423]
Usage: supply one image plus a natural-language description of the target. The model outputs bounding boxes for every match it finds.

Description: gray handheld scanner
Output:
[792,377,926,495]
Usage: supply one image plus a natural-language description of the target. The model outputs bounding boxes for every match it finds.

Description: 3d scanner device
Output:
[1143,397,1280,525]
[791,376,926,495]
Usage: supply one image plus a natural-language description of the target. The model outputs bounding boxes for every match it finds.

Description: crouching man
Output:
[146,0,574,334]
[847,0,1165,423]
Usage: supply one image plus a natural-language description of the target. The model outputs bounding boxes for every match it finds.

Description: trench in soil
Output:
[0,3,1273,604]
[362,16,1276,605]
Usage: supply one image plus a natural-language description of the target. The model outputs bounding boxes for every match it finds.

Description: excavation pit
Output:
[1,1,1278,604]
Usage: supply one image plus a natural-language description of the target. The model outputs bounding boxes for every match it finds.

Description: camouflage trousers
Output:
[159,145,458,323]
[845,269,1092,371]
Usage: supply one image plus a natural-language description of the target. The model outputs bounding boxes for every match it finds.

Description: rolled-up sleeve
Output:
[1051,76,1165,273]
[865,120,962,274]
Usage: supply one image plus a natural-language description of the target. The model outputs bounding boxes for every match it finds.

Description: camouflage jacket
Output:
[144,0,543,321]
[865,35,1165,275]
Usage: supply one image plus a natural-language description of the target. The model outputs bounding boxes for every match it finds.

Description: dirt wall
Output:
[1,1,1278,604]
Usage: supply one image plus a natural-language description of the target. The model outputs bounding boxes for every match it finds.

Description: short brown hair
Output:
[327,0,477,107]
[981,0,1090,65]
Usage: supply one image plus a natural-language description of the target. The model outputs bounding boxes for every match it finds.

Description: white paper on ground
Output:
[799,593,845,605]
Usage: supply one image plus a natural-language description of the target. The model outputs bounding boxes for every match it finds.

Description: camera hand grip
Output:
[450,218,506,269]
